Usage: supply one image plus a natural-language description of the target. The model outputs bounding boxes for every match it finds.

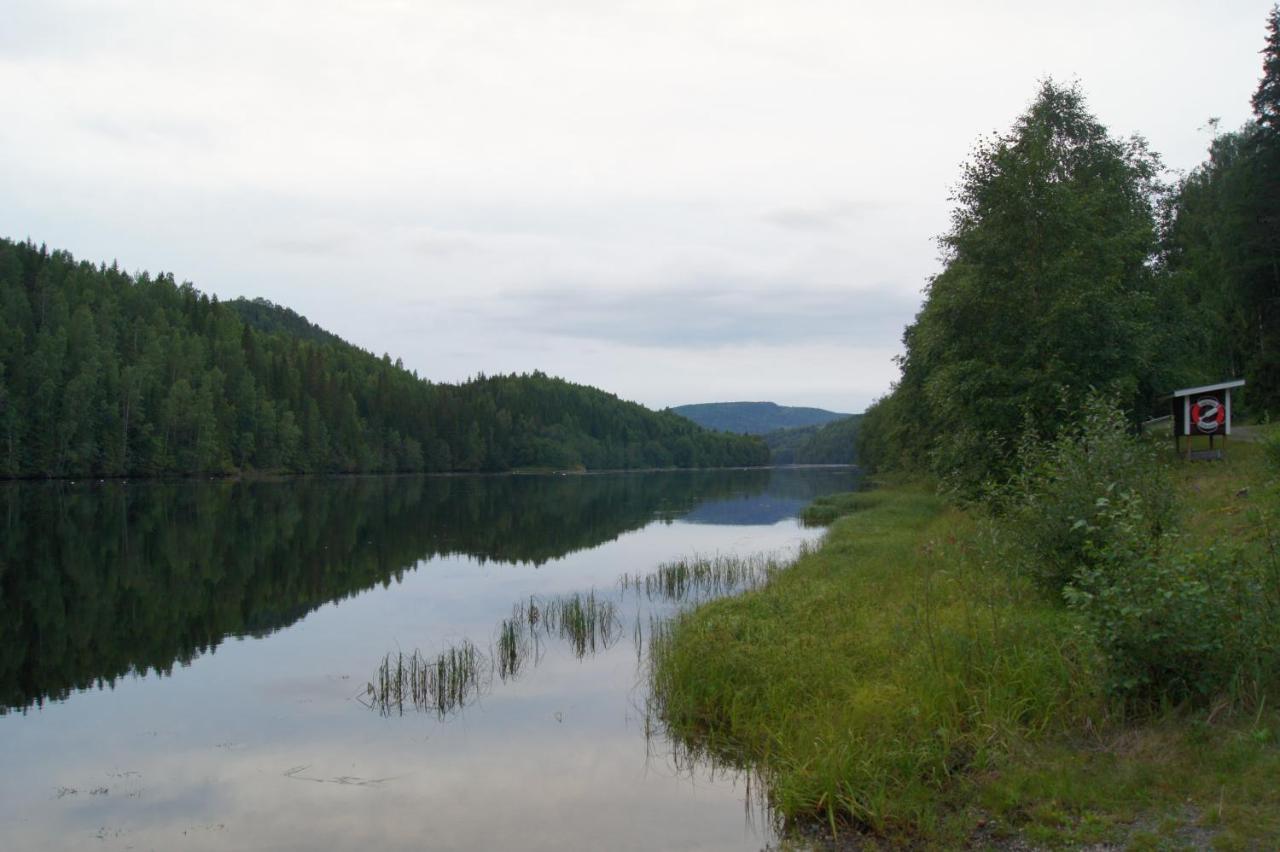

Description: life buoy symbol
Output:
[1192,397,1223,433]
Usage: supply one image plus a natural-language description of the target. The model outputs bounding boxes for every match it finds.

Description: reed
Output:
[622,548,809,604]
[496,598,543,681]
[541,590,621,658]
[495,618,525,681]
[366,640,489,718]
[365,545,793,722]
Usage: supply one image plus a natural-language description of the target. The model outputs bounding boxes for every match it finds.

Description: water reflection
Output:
[0,468,856,714]
[363,547,805,730]
[0,467,861,851]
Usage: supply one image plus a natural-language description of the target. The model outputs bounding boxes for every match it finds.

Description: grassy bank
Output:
[649,439,1280,847]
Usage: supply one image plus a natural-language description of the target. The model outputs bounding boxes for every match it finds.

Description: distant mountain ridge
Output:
[671,402,851,435]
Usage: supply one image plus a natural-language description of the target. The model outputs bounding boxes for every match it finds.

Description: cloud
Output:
[77,113,215,149]
[0,2,124,60]
[1,0,1270,416]
[477,281,915,349]
[256,233,354,256]
[761,201,885,232]
[410,233,480,258]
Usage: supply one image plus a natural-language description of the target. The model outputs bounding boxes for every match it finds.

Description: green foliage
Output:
[227,296,347,347]
[855,385,932,474]
[1264,428,1280,473]
[1160,122,1280,416]
[860,81,1165,491]
[761,422,821,463]
[650,447,1280,844]
[1063,499,1277,705]
[994,397,1280,709]
[1156,5,1280,415]
[993,397,1176,592]
[647,486,1101,840]
[1159,130,1258,389]
[0,238,767,478]
[1253,4,1280,134]
[861,9,1280,488]
[799,490,880,526]
[764,414,862,464]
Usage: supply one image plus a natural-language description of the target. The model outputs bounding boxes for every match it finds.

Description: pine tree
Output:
[1247,4,1280,411]
[1253,5,1280,132]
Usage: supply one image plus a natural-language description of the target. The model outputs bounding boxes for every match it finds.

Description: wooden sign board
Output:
[1169,379,1245,460]
[1176,389,1229,436]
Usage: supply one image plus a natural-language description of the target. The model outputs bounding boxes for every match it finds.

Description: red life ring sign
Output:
[1173,380,1242,443]
[1190,395,1225,435]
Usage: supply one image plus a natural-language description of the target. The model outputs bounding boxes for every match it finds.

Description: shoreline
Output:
[647,440,1280,847]
[0,462,858,486]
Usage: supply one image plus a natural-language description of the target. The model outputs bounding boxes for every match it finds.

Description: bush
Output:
[1262,428,1280,475]
[1062,490,1276,706]
[992,396,1177,593]
[991,397,1280,709]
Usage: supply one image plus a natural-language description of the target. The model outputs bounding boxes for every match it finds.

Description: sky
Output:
[1,0,1274,413]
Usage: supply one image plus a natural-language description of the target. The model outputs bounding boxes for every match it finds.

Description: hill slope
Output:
[227,297,347,347]
[0,238,767,477]
[764,415,863,464]
[672,401,850,435]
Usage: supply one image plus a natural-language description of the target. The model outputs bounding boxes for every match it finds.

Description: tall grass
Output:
[995,400,1280,710]
[647,422,1280,844]
[495,612,537,682]
[369,589,626,715]
[645,485,1101,841]
[504,590,622,660]
[367,641,488,718]
[542,590,621,657]
[621,550,801,603]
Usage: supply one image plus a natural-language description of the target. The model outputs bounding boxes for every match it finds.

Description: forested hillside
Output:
[227,297,347,347]
[764,415,862,464]
[858,15,1280,491]
[0,239,767,478]
[672,401,849,434]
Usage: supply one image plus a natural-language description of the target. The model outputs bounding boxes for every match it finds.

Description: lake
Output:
[0,467,859,851]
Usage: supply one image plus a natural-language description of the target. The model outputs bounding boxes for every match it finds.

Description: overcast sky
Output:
[1,1,1274,413]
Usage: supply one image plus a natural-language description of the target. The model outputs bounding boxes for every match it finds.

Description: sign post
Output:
[1170,379,1245,461]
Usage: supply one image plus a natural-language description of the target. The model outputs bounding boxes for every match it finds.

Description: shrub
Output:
[992,395,1177,593]
[1063,490,1275,706]
[993,396,1280,708]
[1262,428,1280,475]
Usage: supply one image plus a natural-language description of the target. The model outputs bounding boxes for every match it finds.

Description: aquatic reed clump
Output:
[541,590,621,658]
[366,641,489,718]
[495,618,523,681]
[502,591,622,659]
[496,600,543,681]
[366,547,802,720]
[370,589,624,715]
[622,549,807,604]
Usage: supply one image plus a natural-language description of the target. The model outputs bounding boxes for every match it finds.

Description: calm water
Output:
[0,467,859,851]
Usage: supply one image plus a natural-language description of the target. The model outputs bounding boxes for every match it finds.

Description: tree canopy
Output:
[860,8,1280,489]
[0,238,768,478]
[1159,4,1280,413]
[860,81,1166,489]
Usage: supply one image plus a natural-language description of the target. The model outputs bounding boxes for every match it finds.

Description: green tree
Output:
[1253,5,1280,133]
[1158,6,1280,414]
[864,81,1164,490]
[1244,4,1280,410]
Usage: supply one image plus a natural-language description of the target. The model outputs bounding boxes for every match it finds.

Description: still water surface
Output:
[0,467,858,851]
